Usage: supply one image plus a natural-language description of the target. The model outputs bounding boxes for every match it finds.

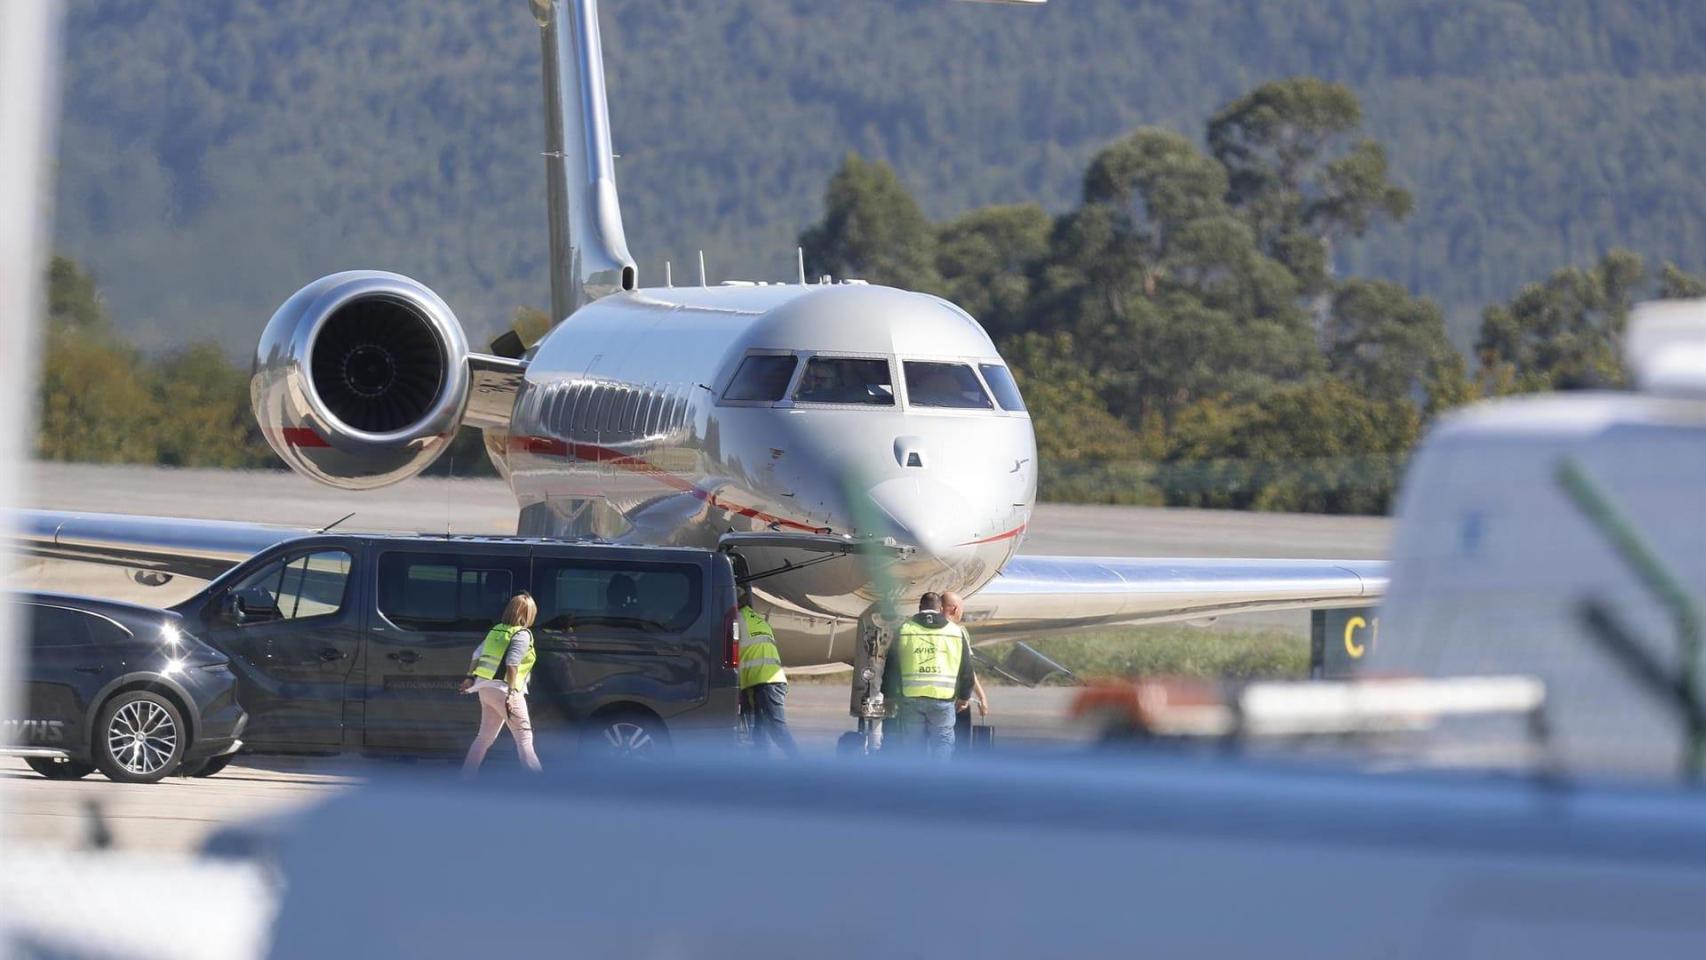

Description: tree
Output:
[1658,262,1706,300]
[1476,249,1643,392]
[1164,379,1418,514]
[38,258,161,463]
[934,203,1050,340]
[1003,331,1158,505]
[150,342,270,468]
[1031,129,1320,426]
[799,153,939,291]
[1208,78,1412,295]
[1324,280,1456,404]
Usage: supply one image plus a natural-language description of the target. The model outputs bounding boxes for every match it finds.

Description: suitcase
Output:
[967,723,994,752]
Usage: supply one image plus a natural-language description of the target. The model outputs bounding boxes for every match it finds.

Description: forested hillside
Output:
[52,0,1706,352]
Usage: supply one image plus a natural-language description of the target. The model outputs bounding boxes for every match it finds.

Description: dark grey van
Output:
[171,535,741,760]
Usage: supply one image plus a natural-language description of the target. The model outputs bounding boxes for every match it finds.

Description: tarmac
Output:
[6,462,1390,855]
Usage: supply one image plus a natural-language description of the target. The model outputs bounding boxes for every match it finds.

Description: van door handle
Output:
[387,650,420,664]
[318,648,346,663]
[74,665,105,674]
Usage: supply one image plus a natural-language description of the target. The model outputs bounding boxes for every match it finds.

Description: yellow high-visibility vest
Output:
[739,606,786,689]
[894,618,965,700]
[471,623,536,687]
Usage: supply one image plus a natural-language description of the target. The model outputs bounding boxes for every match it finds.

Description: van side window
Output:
[531,559,702,633]
[230,550,352,623]
[378,552,529,632]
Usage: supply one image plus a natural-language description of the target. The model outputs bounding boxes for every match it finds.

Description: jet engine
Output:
[252,270,472,490]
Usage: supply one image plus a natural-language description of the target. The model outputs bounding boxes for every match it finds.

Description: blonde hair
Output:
[500,593,537,628]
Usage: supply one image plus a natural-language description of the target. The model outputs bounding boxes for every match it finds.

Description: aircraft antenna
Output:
[796,248,807,285]
[698,250,708,287]
[665,260,673,287]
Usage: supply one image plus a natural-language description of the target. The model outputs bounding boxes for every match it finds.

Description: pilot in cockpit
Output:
[795,361,845,403]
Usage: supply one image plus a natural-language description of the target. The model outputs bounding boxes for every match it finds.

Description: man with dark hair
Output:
[882,592,974,759]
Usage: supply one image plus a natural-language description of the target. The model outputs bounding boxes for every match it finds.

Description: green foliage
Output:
[1002,332,1160,505]
[39,256,272,470]
[1162,380,1418,514]
[149,343,263,468]
[934,204,1051,340]
[1210,78,1412,293]
[986,625,1310,682]
[1659,262,1706,300]
[799,154,939,291]
[50,0,1706,356]
[1324,279,1456,403]
[1476,249,1643,392]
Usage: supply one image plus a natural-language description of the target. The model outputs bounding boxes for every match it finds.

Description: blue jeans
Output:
[895,697,956,760]
[744,683,799,758]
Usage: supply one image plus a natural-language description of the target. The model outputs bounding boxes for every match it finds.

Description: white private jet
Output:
[19,0,1383,672]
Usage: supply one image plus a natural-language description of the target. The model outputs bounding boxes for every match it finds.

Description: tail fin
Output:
[530,0,637,321]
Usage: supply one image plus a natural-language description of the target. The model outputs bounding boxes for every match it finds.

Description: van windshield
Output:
[793,357,895,406]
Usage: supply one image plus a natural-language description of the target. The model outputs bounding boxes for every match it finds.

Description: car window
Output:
[724,354,797,402]
[793,357,894,406]
[230,550,352,623]
[978,363,1027,412]
[20,604,132,648]
[378,551,529,632]
[25,605,93,648]
[531,558,702,633]
[904,361,993,409]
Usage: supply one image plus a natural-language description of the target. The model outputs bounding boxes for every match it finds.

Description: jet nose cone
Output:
[866,477,971,560]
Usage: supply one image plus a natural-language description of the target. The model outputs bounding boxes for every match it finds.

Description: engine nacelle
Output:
[253,271,471,490]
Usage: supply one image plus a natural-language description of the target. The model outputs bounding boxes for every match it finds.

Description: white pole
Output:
[0,0,61,946]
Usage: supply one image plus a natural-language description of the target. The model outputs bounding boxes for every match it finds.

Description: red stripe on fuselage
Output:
[959,523,1027,546]
[509,435,822,533]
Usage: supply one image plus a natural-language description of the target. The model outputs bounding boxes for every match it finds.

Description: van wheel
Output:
[179,755,233,778]
[584,713,667,759]
[25,757,95,780]
[95,691,185,784]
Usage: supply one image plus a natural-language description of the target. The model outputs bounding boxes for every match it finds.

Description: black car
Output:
[3,594,247,783]
[169,534,741,761]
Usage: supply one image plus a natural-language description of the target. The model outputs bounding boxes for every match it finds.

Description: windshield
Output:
[903,361,993,409]
[793,357,895,406]
[978,363,1026,412]
[723,354,797,402]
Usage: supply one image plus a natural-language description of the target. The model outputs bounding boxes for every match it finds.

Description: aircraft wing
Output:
[962,555,1386,642]
[9,510,308,603]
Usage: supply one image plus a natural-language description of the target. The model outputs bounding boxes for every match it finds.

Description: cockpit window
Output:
[793,357,895,406]
[978,363,1027,412]
[903,361,993,409]
[724,354,797,402]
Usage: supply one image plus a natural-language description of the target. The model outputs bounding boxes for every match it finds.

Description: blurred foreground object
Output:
[1374,297,1706,779]
[1071,674,1545,741]
[253,750,1706,958]
[0,0,60,954]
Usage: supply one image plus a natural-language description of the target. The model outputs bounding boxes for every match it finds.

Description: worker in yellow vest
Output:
[459,592,542,776]
[738,587,799,757]
[882,592,973,759]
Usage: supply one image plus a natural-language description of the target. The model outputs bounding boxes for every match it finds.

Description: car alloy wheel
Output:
[108,699,177,777]
[587,715,667,758]
[95,691,186,784]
